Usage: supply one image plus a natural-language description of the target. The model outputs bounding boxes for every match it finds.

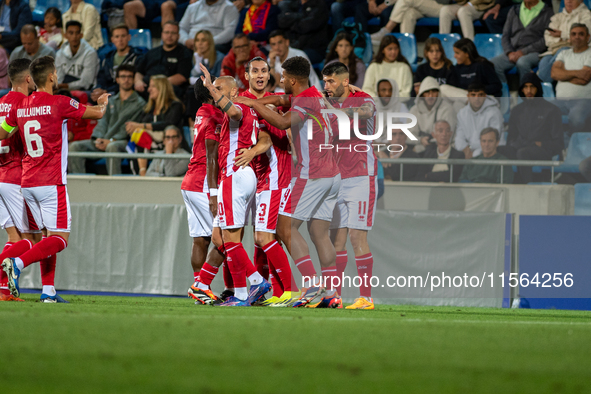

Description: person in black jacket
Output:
[0,0,32,51]
[277,0,329,64]
[501,72,563,183]
[415,120,465,182]
[379,129,419,181]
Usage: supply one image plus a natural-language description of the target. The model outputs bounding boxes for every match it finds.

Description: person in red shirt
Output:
[322,62,378,310]
[0,56,110,300]
[221,34,267,92]
[235,56,342,308]
[200,63,273,306]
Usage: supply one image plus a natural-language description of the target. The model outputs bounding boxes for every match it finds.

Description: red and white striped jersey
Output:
[181,103,223,193]
[333,91,377,178]
[0,91,26,185]
[5,92,85,188]
[218,102,260,182]
[291,86,339,179]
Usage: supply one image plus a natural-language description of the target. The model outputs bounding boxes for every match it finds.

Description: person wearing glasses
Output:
[221,33,266,91]
[144,126,190,177]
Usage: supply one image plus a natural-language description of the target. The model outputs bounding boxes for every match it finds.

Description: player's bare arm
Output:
[234,130,272,168]
[250,100,301,131]
[0,121,18,140]
[200,64,242,121]
[235,94,289,108]
[82,93,111,119]
[205,138,219,217]
[342,103,374,120]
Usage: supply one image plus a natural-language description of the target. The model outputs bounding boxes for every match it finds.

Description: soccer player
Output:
[234,57,296,306]
[182,78,227,305]
[199,63,272,306]
[234,56,342,308]
[322,62,378,310]
[0,56,110,299]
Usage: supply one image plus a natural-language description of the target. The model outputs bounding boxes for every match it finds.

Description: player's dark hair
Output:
[45,7,62,29]
[116,64,136,78]
[30,56,56,87]
[65,20,82,32]
[194,77,214,106]
[467,82,486,93]
[268,30,288,41]
[480,127,499,141]
[322,62,349,77]
[246,56,269,73]
[282,56,310,80]
[8,58,32,83]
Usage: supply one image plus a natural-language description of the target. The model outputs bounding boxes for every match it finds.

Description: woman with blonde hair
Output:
[125,75,186,175]
[189,30,224,84]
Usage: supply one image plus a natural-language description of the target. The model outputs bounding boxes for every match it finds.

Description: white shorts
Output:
[291,175,341,222]
[330,176,378,231]
[278,185,291,218]
[255,189,283,233]
[182,190,214,238]
[22,185,71,233]
[218,166,257,230]
[0,183,39,233]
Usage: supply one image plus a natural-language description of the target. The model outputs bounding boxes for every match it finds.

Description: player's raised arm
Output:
[200,64,242,121]
[206,137,219,216]
[82,93,111,119]
[234,130,272,168]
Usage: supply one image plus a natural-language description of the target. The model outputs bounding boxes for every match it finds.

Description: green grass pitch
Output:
[1,295,591,393]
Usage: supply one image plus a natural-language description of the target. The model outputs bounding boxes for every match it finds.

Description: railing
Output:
[68,152,563,184]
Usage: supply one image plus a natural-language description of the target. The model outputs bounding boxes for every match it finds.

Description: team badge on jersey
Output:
[70,99,79,109]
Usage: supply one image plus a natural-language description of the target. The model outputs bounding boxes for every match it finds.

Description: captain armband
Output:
[1,120,15,134]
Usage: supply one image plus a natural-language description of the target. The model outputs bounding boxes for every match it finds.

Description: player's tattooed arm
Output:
[200,64,242,121]
[342,103,374,120]
[205,138,219,217]
[82,93,111,119]
[234,130,272,168]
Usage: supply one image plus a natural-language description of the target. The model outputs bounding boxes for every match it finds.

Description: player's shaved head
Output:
[8,58,32,84]
[216,76,237,89]
[30,56,56,88]
[213,76,237,99]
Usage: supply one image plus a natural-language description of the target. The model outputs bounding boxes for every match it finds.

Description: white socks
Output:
[42,285,56,296]
[248,272,264,285]
[15,258,24,271]
[234,287,248,300]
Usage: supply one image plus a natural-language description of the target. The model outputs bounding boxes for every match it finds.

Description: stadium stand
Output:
[574,183,591,215]
[556,133,591,173]
[428,33,461,64]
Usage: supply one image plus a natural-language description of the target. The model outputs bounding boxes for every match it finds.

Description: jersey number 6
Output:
[24,120,44,158]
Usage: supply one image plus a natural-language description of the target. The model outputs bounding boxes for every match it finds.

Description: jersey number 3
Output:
[24,120,44,158]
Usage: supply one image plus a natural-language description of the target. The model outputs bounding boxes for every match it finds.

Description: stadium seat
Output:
[183,126,192,149]
[362,32,373,65]
[390,33,417,69]
[428,33,460,64]
[555,133,591,173]
[474,34,503,60]
[542,82,555,98]
[33,0,70,23]
[574,183,591,215]
[87,0,103,11]
[500,82,510,116]
[101,28,109,46]
[130,29,152,50]
[417,17,481,27]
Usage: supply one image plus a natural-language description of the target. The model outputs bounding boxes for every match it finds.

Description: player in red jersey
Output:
[0,56,110,299]
[233,57,297,306]
[235,56,342,308]
[182,78,228,305]
[322,62,378,310]
[199,63,272,306]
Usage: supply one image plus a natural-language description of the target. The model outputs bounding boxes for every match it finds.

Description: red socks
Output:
[199,263,219,286]
[193,271,200,283]
[269,265,284,297]
[222,262,234,289]
[253,245,269,280]
[0,242,13,296]
[224,242,251,289]
[0,239,33,262]
[321,265,339,291]
[294,255,317,281]
[335,251,348,296]
[19,235,67,268]
[40,254,56,287]
[263,241,292,292]
[355,253,374,298]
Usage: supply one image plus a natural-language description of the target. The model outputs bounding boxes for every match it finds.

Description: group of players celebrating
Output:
[184,55,378,309]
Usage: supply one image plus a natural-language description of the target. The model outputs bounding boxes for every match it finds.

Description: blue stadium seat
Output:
[474,34,503,60]
[555,133,591,173]
[87,0,103,11]
[542,82,555,98]
[362,32,373,65]
[428,33,460,64]
[101,28,109,46]
[500,82,510,117]
[417,17,481,27]
[183,126,192,149]
[33,0,71,23]
[390,33,417,68]
[574,183,591,215]
[130,29,152,50]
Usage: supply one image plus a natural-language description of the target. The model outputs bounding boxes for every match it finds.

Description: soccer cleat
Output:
[212,289,235,306]
[260,296,281,306]
[268,291,296,307]
[252,294,268,306]
[247,279,272,305]
[2,258,20,297]
[189,286,218,305]
[292,286,324,308]
[306,292,342,309]
[219,296,251,307]
[0,294,24,301]
[345,297,375,310]
[40,294,70,303]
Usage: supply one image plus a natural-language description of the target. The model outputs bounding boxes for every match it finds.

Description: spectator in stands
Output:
[0,48,8,91]
[439,0,496,40]
[144,126,190,177]
[124,0,191,29]
[354,0,393,34]
[69,65,146,175]
[0,0,32,51]
[459,127,514,183]
[370,0,444,44]
[413,37,453,96]
[538,0,591,83]
[378,128,419,181]
[409,77,456,153]
[135,22,193,100]
[375,78,410,143]
[267,30,321,91]
[56,21,100,91]
[221,34,266,90]
[455,83,504,159]
[9,25,55,62]
[277,0,330,64]
[444,38,502,98]
[160,0,193,28]
[235,0,279,45]
[503,73,563,183]
[189,30,224,83]
[178,0,239,49]
[126,75,185,176]
[38,7,63,51]
[490,0,553,84]
[63,0,104,50]
[416,120,465,182]
[482,0,516,34]
[551,23,591,133]
[362,35,412,97]
[324,33,366,87]
[92,24,144,103]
